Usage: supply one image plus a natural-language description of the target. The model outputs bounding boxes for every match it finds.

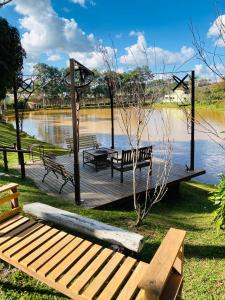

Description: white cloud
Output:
[69,46,116,70]
[129,30,144,37]
[71,0,85,7]
[70,0,96,7]
[120,33,195,67]
[47,54,62,61]
[208,15,225,46]
[194,63,225,80]
[13,0,95,58]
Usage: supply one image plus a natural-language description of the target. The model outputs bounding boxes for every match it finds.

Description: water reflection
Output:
[8,108,225,184]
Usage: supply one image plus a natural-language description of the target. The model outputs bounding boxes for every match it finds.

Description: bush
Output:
[210,173,225,230]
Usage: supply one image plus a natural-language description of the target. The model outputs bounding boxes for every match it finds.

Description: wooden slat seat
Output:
[0,183,186,300]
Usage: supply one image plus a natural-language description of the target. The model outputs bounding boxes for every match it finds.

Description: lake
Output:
[8,107,225,185]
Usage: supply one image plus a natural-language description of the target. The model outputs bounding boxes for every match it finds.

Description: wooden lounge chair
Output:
[0,183,186,300]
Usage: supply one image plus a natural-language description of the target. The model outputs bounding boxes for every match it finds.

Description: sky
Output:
[0,0,224,78]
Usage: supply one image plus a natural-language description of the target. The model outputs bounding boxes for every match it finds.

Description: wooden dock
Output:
[23,154,205,209]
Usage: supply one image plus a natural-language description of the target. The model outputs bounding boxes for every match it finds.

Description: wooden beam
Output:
[0,183,19,193]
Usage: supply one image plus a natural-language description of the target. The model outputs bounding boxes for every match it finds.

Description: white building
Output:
[163,87,190,103]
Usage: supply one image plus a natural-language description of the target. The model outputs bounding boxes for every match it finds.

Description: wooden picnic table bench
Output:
[0,183,186,300]
[41,155,75,193]
[111,146,153,183]
[66,134,101,154]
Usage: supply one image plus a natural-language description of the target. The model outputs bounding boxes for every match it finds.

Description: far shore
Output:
[3,99,225,117]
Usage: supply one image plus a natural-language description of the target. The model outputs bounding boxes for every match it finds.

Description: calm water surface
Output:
[8,108,225,185]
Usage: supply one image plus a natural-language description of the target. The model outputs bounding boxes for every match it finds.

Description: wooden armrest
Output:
[0,183,19,194]
[138,228,186,299]
[112,157,122,162]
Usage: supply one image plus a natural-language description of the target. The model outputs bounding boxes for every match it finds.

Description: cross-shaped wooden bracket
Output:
[172,74,189,92]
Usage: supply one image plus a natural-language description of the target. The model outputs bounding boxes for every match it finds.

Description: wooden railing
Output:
[0,146,30,178]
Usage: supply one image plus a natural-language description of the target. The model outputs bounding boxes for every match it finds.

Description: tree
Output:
[100,52,172,226]
[0,17,26,100]
[0,17,25,123]
[0,0,13,8]
[190,8,225,148]
[33,63,68,107]
[114,68,172,226]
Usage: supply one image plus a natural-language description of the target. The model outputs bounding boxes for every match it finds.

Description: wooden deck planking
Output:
[23,154,205,208]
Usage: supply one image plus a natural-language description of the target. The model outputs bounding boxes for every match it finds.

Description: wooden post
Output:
[70,59,81,205]
[10,186,19,208]
[190,70,195,171]
[13,77,26,179]
[106,77,115,149]
[3,149,8,171]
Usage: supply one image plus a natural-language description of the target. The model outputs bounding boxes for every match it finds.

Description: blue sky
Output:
[0,0,223,77]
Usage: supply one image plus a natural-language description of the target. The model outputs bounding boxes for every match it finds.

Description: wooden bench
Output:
[66,134,101,154]
[111,146,153,183]
[41,156,74,193]
[0,183,186,300]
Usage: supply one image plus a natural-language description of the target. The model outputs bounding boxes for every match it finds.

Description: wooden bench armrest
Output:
[0,183,19,194]
[138,228,186,299]
[111,157,122,162]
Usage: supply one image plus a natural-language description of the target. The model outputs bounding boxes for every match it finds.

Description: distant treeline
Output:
[6,62,224,107]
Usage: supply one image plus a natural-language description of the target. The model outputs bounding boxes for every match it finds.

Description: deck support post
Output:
[190,70,195,171]
[70,59,81,205]
[13,77,26,179]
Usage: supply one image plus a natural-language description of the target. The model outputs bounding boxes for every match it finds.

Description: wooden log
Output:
[23,203,144,252]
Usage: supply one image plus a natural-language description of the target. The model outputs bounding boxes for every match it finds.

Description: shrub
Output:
[210,173,225,230]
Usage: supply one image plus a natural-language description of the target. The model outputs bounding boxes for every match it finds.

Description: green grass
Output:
[154,100,225,112]
[0,122,68,168]
[0,122,225,299]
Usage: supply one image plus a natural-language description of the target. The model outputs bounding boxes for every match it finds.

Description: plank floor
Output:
[23,154,205,208]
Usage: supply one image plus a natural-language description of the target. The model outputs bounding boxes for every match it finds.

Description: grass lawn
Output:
[0,122,225,299]
[154,100,225,112]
